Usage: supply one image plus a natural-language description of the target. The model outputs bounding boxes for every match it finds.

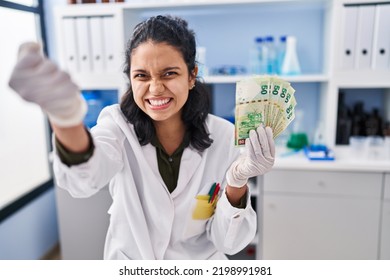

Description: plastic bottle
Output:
[249,38,260,75]
[277,35,287,74]
[258,37,268,74]
[249,37,266,74]
[281,36,301,75]
[265,36,277,74]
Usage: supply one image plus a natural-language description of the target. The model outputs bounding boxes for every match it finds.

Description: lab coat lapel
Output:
[118,119,174,259]
[142,143,170,193]
[172,147,203,198]
[126,140,174,259]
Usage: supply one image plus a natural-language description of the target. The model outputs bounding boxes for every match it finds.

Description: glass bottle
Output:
[281,36,301,75]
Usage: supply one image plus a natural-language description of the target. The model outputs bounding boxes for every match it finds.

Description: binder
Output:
[340,6,358,70]
[75,17,92,72]
[355,5,376,69]
[61,17,79,73]
[102,16,117,72]
[89,17,105,73]
[372,4,390,70]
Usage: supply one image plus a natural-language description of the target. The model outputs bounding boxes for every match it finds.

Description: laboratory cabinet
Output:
[332,1,390,145]
[262,169,383,259]
[55,187,112,259]
[381,174,390,259]
[53,0,390,146]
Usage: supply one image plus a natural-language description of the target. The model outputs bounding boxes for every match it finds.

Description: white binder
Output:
[102,16,117,72]
[62,17,79,73]
[89,17,105,73]
[372,4,390,70]
[75,17,92,73]
[355,5,376,69]
[340,6,358,70]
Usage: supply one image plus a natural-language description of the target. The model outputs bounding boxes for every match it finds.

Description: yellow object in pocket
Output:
[192,195,218,220]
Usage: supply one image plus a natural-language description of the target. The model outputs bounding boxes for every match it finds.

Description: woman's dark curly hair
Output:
[120,15,213,152]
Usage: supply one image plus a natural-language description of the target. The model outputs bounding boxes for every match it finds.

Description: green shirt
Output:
[55,131,95,166]
[150,133,190,193]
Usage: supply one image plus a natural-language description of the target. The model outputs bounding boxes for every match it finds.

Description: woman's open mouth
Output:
[147,98,172,109]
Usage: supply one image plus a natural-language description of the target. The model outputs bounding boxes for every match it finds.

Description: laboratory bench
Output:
[273,146,390,173]
[257,146,390,259]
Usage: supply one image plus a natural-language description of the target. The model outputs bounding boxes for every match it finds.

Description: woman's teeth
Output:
[149,98,170,106]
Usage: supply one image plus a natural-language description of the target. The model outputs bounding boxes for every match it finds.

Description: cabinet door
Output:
[262,170,382,260]
[381,202,390,259]
[381,174,390,259]
[55,187,112,259]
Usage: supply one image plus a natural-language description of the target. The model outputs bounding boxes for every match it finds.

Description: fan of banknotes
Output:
[235,75,296,146]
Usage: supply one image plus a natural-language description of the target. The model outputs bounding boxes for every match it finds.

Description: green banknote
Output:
[235,75,296,146]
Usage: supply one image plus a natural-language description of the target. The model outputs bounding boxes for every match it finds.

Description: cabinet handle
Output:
[317,181,325,188]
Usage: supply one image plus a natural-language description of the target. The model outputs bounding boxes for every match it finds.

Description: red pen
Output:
[210,183,220,203]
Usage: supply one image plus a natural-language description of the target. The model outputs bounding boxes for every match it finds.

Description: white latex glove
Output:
[226,126,275,188]
[8,42,87,127]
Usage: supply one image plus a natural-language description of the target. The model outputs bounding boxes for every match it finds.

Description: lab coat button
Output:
[233,214,240,219]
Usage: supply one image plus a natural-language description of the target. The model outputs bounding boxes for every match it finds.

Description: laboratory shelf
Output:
[203,74,329,84]
[59,0,328,12]
[71,73,126,91]
[333,71,390,88]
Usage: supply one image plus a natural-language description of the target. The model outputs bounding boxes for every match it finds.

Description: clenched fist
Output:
[226,126,275,188]
[8,42,87,127]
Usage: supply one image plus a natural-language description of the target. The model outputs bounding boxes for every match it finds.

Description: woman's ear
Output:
[191,65,198,81]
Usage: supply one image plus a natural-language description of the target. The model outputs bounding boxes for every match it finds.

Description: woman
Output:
[9,15,275,259]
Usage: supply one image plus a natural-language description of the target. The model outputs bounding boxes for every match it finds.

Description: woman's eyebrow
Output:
[162,66,181,71]
[132,67,181,73]
[131,69,147,73]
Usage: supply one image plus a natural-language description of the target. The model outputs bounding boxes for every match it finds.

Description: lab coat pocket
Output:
[183,185,219,239]
[192,195,216,220]
[183,218,209,240]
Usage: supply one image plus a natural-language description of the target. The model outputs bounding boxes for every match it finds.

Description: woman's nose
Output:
[149,79,164,94]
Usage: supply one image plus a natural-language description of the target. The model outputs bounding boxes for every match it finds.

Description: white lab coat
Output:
[53,104,257,260]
